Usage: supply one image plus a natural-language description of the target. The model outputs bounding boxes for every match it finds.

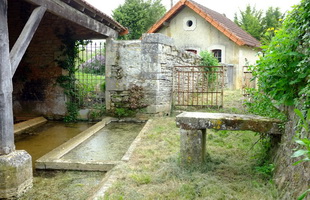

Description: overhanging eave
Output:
[25,0,119,38]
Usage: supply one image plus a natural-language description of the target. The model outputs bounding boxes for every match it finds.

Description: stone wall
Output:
[272,107,310,199]
[105,33,201,116]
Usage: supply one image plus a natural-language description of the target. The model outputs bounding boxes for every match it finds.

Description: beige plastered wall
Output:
[157,7,259,89]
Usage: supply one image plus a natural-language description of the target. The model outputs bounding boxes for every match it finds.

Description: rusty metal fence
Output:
[75,41,105,109]
[174,66,224,108]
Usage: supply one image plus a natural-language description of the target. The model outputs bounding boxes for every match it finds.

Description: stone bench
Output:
[176,112,283,165]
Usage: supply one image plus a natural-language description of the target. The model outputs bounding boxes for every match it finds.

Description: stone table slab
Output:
[176,112,283,134]
[176,112,284,166]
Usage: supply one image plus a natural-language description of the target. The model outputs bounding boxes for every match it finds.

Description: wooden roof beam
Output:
[10,6,46,76]
[25,0,119,38]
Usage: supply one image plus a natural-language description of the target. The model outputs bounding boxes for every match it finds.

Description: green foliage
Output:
[292,108,310,200]
[55,28,88,122]
[234,5,284,42]
[255,163,275,179]
[89,104,106,121]
[234,5,263,40]
[63,102,78,122]
[199,51,219,90]
[114,107,135,118]
[251,0,309,108]
[292,109,310,165]
[261,7,284,44]
[112,0,166,40]
[244,88,287,121]
[199,51,219,66]
[298,189,310,200]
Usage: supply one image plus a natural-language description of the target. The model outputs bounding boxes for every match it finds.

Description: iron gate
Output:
[174,66,224,108]
[75,41,105,109]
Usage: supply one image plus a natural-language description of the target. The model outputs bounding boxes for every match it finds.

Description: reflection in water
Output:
[15,122,94,165]
[62,122,144,162]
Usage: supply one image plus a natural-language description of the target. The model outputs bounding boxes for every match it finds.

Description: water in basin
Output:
[15,121,94,164]
[61,122,144,162]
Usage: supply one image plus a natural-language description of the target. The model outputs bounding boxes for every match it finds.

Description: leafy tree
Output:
[261,7,285,44]
[234,5,285,43]
[112,0,166,40]
[234,5,263,40]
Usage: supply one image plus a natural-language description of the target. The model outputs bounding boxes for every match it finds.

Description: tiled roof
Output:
[61,0,128,35]
[147,0,260,47]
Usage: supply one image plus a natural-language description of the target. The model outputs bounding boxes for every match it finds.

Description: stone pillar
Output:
[0,150,33,198]
[180,128,206,166]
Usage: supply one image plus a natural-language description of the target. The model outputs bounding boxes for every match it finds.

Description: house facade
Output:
[147,0,260,89]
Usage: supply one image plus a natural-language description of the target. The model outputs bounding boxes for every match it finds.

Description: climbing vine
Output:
[55,28,89,122]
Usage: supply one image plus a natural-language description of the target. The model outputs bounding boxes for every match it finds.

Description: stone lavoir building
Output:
[0,0,127,198]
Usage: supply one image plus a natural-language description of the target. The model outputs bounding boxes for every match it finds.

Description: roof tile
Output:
[147,0,260,47]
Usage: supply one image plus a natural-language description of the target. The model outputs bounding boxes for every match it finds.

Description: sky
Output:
[85,0,300,20]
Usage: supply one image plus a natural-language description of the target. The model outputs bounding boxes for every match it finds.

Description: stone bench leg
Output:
[180,128,206,166]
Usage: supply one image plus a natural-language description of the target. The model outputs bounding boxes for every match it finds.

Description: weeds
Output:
[104,117,279,199]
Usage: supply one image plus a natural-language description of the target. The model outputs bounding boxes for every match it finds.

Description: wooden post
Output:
[10,6,46,75]
[0,0,15,155]
[201,129,206,162]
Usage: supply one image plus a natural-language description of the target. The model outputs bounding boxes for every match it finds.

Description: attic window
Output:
[186,20,193,27]
[183,17,196,30]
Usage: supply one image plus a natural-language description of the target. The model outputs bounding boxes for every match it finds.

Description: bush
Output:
[199,51,219,66]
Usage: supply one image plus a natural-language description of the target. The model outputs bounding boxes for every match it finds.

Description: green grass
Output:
[104,117,279,199]
[173,89,248,115]
[19,170,105,200]
[75,71,105,91]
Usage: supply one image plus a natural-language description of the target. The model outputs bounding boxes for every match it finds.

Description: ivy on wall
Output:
[55,28,88,122]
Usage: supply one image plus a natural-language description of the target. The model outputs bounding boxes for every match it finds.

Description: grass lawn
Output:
[103,90,279,199]
[75,71,105,91]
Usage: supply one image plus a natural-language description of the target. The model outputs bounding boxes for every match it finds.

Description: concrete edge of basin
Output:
[35,117,114,166]
[36,160,121,172]
[121,119,153,161]
[89,119,154,199]
[14,117,47,135]
[35,117,149,173]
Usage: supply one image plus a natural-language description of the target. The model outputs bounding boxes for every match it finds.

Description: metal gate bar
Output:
[75,41,105,109]
[174,66,224,108]
[242,66,256,96]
